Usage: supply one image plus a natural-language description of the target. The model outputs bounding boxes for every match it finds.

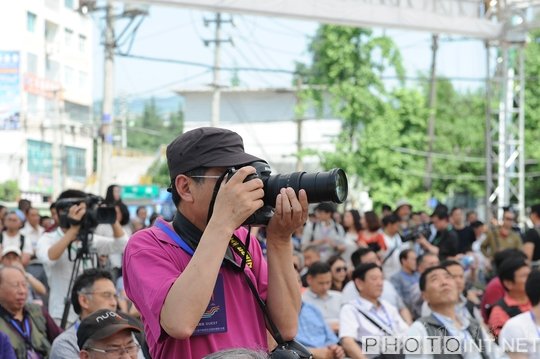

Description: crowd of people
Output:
[1,127,540,359]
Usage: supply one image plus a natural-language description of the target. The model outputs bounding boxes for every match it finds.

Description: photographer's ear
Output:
[174,175,195,203]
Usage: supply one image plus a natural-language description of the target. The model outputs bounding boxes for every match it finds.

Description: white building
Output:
[0,0,94,202]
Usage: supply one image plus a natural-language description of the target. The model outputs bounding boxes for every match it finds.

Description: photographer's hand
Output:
[111,206,126,238]
[265,188,308,340]
[209,166,265,233]
[47,203,86,261]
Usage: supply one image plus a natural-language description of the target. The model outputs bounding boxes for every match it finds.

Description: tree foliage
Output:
[524,30,540,203]
[0,180,20,202]
[127,98,184,154]
[298,25,487,210]
[126,98,184,185]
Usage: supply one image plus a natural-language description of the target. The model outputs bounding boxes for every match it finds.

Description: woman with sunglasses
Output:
[327,255,349,292]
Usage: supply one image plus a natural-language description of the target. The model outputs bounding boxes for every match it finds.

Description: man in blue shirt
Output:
[296,274,344,359]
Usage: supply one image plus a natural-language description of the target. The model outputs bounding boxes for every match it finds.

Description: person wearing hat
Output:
[122,127,308,358]
[77,309,141,359]
[301,202,345,262]
[1,246,47,305]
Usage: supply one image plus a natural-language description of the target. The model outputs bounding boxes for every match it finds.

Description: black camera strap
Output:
[229,232,285,345]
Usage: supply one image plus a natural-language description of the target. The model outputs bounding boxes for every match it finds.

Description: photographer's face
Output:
[185,167,226,229]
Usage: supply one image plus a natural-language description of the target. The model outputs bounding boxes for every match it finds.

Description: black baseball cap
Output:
[77,310,141,350]
[166,127,264,181]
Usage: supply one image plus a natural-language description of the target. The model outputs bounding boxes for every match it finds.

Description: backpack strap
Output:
[19,234,25,252]
[310,221,316,242]
[493,297,522,318]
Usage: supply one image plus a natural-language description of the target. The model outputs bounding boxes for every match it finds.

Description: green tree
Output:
[0,180,20,202]
[524,30,540,203]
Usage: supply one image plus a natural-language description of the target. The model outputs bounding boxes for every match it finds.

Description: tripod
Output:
[60,230,98,329]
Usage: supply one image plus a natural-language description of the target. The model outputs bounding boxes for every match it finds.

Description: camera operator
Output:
[36,189,128,327]
[417,207,460,261]
[122,127,308,359]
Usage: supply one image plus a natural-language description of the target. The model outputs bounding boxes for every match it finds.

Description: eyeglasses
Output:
[82,291,118,300]
[85,344,140,358]
[334,267,348,273]
[188,175,222,180]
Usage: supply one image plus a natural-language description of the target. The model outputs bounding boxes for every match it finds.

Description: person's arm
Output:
[46,203,85,261]
[399,307,413,325]
[523,243,534,261]
[340,337,366,359]
[160,166,268,338]
[26,272,47,296]
[21,253,31,267]
[265,187,308,340]
[416,235,439,255]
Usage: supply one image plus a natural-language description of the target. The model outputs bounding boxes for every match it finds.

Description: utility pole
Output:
[100,0,115,195]
[204,13,233,127]
[294,77,304,172]
[51,88,63,200]
[424,34,439,192]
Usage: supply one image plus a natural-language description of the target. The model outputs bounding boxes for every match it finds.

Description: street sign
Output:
[121,185,160,200]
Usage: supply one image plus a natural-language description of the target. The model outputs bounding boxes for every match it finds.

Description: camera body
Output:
[230,161,348,226]
[56,194,116,232]
[402,224,431,242]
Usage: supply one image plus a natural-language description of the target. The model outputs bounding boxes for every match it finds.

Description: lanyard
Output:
[529,311,540,337]
[9,317,31,343]
[155,220,253,269]
[370,303,393,331]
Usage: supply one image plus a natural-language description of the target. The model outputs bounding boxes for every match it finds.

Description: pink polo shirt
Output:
[123,219,268,358]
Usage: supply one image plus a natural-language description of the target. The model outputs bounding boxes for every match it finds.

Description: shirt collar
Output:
[432,310,470,330]
[356,294,381,311]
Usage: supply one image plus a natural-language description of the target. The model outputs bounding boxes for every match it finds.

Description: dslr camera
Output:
[230,161,348,226]
[55,194,117,235]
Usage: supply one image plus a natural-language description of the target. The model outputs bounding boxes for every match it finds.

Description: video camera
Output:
[229,161,348,226]
[55,194,116,234]
[402,224,431,242]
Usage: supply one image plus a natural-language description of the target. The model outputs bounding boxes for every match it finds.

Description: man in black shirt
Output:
[417,207,460,260]
[523,203,540,263]
[450,207,476,253]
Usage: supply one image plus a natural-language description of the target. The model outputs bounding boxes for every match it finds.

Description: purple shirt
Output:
[123,219,269,359]
[0,331,16,359]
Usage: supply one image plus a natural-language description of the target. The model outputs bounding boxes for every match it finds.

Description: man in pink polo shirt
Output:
[123,127,308,358]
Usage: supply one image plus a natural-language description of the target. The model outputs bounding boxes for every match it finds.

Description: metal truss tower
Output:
[485,1,531,226]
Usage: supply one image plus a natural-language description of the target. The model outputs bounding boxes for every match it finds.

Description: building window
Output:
[64,66,74,88]
[65,28,73,47]
[27,94,39,115]
[27,140,52,175]
[64,146,86,178]
[27,12,36,33]
[79,34,86,53]
[65,0,74,9]
[27,53,38,74]
[79,71,87,89]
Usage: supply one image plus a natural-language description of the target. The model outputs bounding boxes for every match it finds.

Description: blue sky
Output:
[91,5,488,100]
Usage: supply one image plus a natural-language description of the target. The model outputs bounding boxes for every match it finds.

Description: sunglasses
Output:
[334,266,348,273]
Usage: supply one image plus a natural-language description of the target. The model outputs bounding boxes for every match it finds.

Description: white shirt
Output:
[340,296,409,358]
[382,232,405,278]
[20,222,45,252]
[499,311,540,358]
[36,227,128,322]
[342,279,405,311]
[2,231,34,255]
[302,288,342,328]
[94,223,132,268]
